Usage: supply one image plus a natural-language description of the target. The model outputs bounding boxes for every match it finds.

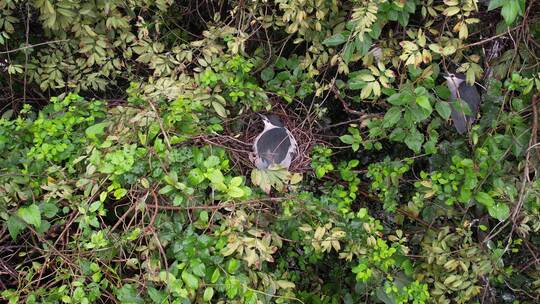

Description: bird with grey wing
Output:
[443,73,481,134]
[251,114,297,170]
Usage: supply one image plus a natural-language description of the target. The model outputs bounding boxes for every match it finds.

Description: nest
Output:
[201,99,320,176]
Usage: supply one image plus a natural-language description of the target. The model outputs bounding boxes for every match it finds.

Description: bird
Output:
[252,114,297,170]
[443,72,481,134]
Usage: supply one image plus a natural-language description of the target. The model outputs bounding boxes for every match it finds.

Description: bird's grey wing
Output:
[253,125,274,154]
[286,129,298,157]
[459,85,481,121]
[253,131,263,154]
[450,97,468,134]
[256,128,290,166]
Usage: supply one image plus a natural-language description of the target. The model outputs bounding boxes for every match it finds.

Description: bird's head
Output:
[443,72,466,87]
[258,113,284,128]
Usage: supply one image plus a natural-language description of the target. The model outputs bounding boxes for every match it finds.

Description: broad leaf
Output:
[17,204,41,228]
[323,33,347,46]
[435,101,452,119]
[488,203,510,221]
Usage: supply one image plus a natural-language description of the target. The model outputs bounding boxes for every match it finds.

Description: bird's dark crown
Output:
[260,114,284,127]
[444,72,466,80]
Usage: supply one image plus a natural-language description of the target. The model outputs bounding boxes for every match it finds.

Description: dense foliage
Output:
[1,0,540,303]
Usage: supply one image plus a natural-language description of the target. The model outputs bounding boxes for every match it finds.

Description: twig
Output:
[529,93,540,163]
[146,188,159,232]
[148,197,285,211]
[461,25,522,49]
[147,100,172,150]
[0,39,69,55]
[331,86,363,116]
[23,2,30,103]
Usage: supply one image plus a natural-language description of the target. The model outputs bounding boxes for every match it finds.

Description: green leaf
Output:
[211,268,220,283]
[158,185,174,195]
[228,186,244,198]
[276,280,296,289]
[435,101,452,119]
[7,216,26,239]
[17,204,41,228]
[388,92,413,106]
[227,259,239,273]
[348,78,366,90]
[389,127,406,141]
[383,107,402,128]
[204,155,220,168]
[343,43,355,63]
[40,202,59,218]
[357,208,368,219]
[488,203,510,221]
[212,101,228,118]
[230,176,243,187]
[488,0,505,10]
[323,33,347,46]
[501,0,519,25]
[416,95,432,112]
[114,188,127,199]
[191,260,206,277]
[85,122,109,139]
[261,67,275,81]
[116,284,144,304]
[404,129,424,153]
[339,134,354,144]
[476,192,495,207]
[147,287,166,304]
[181,271,199,289]
[206,169,224,185]
[203,287,214,302]
[188,168,205,185]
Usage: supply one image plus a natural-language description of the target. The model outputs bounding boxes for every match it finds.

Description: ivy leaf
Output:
[488,203,510,221]
[322,33,347,46]
[17,204,41,228]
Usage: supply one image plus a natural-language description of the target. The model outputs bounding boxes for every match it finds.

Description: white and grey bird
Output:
[252,114,297,170]
[443,72,481,134]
